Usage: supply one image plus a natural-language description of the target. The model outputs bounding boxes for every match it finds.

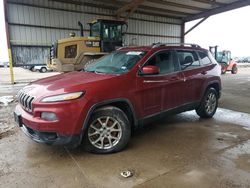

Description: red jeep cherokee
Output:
[14,43,221,153]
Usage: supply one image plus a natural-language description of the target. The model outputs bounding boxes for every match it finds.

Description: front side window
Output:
[177,50,200,70]
[85,51,146,74]
[145,51,177,75]
[198,51,212,65]
[65,45,77,58]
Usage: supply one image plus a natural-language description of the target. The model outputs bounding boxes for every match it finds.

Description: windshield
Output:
[85,51,146,74]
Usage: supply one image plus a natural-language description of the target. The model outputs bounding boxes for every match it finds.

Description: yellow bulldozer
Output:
[47,19,127,72]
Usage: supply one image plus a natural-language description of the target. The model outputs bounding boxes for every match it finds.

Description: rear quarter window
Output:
[198,51,212,65]
[177,50,200,70]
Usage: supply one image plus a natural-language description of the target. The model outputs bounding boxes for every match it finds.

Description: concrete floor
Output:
[0,67,250,188]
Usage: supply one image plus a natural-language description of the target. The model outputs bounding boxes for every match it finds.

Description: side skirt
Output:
[138,101,200,126]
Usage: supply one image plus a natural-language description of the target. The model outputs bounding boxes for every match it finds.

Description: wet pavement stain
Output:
[1,107,249,187]
[1,67,250,187]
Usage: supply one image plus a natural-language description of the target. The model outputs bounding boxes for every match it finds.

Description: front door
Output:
[136,50,184,118]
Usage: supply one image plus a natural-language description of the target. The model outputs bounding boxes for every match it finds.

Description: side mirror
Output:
[141,65,159,75]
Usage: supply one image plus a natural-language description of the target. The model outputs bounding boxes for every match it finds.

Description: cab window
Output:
[102,24,122,41]
[65,45,77,58]
[90,22,101,37]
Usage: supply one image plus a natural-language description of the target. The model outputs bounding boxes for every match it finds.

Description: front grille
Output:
[17,91,34,112]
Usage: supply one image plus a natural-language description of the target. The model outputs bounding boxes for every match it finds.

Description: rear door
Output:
[176,49,210,103]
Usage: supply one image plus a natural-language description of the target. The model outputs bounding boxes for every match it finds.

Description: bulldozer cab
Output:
[89,19,127,52]
[47,19,127,72]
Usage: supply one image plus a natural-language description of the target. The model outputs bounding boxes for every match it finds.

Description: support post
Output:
[181,21,185,43]
[3,0,15,84]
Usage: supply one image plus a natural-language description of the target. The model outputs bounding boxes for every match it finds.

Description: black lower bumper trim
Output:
[21,125,81,148]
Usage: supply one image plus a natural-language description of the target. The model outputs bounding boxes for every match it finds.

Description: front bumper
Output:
[14,101,88,147]
[20,124,81,147]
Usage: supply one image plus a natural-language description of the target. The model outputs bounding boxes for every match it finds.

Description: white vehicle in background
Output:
[0,62,9,67]
[33,65,52,73]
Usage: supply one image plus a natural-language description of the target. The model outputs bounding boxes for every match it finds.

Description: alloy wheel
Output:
[88,116,122,149]
[205,92,217,114]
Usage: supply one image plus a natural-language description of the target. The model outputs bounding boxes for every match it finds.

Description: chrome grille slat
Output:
[19,93,24,103]
[20,93,26,105]
[17,91,34,112]
[25,95,29,109]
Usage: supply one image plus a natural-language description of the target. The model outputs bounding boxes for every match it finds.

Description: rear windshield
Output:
[85,51,146,74]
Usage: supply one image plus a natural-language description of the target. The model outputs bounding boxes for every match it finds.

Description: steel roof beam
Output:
[184,16,209,35]
[96,0,189,17]
[184,0,250,22]
[94,0,188,18]
[192,0,226,6]
[146,0,208,11]
[116,0,145,20]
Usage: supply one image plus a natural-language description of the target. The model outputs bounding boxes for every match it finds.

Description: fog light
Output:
[41,112,58,121]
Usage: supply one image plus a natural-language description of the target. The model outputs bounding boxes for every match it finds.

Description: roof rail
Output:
[152,42,201,48]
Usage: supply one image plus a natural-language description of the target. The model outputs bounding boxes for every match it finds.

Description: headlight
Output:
[41,92,84,102]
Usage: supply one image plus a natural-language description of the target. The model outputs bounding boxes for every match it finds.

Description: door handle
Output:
[201,71,207,75]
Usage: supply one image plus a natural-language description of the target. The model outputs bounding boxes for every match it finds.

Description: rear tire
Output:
[40,67,47,73]
[84,106,131,154]
[231,66,238,74]
[196,88,218,118]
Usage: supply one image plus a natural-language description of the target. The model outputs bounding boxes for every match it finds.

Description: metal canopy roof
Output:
[51,0,250,22]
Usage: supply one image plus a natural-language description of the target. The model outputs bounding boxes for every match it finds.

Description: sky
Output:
[185,5,250,58]
[0,1,250,62]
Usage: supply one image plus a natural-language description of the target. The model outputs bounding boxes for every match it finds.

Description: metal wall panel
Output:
[7,0,182,65]
[12,46,50,65]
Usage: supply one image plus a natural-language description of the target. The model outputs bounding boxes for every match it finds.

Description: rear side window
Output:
[198,51,212,65]
[177,50,200,70]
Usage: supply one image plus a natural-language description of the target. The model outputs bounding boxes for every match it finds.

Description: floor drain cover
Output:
[120,170,133,178]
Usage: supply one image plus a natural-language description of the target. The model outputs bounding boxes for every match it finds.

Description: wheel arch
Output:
[202,80,221,99]
[81,98,138,134]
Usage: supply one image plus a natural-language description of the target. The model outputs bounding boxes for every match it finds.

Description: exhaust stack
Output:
[78,21,84,37]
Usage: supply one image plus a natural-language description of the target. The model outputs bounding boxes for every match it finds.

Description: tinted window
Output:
[65,45,77,58]
[102,24,122,41]
[198,51,211,65]
[146,51,176,75]
[90,22,101,37]
[177,50,200,70]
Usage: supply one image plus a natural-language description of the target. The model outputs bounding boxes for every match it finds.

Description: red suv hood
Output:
[23,71,116,99]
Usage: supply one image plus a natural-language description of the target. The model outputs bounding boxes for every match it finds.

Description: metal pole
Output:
[3,0,15,84]
[181,21,185,43]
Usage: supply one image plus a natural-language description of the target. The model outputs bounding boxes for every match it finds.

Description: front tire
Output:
[196,88,218,118]
[84,106,131,154]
